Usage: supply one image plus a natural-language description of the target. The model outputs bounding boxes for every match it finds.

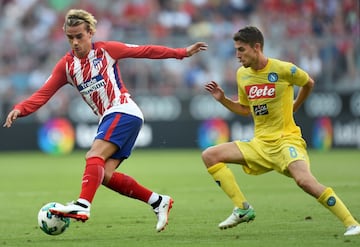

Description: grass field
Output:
[0,149,359,247]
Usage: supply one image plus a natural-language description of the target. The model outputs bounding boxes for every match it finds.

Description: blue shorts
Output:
[95,112,143,159]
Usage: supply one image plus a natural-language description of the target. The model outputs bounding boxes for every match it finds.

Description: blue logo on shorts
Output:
[327,196,336,206]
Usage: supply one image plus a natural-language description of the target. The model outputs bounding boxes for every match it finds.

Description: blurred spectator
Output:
[298,42,323,84]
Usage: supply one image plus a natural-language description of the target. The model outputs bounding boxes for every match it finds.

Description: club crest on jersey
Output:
[246,84,276,99]
[93,58,103,71]
[268,72,278,82]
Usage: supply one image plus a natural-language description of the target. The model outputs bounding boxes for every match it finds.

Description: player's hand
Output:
[204,81,225,102]
[3,109,21,128]
[186,42,208,56]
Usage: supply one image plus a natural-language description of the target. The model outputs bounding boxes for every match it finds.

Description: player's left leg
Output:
[105,172,173,232]
[288,160,360,236]
[97,112,174,232]
[103,159,173,232]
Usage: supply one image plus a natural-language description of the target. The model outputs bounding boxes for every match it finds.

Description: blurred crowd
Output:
[0,0,359,121]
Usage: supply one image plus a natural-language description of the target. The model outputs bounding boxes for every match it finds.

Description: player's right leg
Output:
[49,201,90,222]
[51,114,125,222]
[50,152,111,222]
[202,142,256,229]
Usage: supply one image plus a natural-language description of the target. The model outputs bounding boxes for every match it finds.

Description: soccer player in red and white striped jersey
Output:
[3,9,207,232]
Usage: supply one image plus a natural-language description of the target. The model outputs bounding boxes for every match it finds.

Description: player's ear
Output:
[254,43,261,52]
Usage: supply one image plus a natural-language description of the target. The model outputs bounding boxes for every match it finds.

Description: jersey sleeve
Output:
[14,58,69,117]
[286,63,309,87]
[101,41,188,60]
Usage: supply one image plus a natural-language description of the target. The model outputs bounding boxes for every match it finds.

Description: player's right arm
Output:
[3,58,68,128]
[3,109,21,128]
[205,81,250,116]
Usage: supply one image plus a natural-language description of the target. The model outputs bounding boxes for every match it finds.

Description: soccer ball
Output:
[37,202,70,236]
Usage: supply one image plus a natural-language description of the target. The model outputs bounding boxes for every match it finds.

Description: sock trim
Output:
[207,162,226,174]
[317,187,333,202]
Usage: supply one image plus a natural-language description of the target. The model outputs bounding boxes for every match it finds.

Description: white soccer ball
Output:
[37,202,70,236]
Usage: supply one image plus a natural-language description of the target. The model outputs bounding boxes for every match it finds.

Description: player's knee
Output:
[201,147,219,168]
[201,148,210,164]
[102,169,114,185]
[85,149,98,159]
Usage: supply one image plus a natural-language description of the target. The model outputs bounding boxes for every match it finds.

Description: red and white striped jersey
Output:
[14,41,188,120]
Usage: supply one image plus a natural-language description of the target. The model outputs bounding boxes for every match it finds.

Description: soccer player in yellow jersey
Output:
[202,26,360,236]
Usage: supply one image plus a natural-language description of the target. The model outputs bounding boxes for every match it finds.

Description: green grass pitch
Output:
[0,149,359,247]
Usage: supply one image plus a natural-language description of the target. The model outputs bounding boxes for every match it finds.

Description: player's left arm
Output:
[293,76,314,112]
[104,41,207,59]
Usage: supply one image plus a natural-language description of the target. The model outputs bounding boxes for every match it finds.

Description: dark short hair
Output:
[233,26,264,50]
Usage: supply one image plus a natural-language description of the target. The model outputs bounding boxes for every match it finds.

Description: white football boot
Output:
[344,225,360,236]
[50,201,90,222]
[153,195,174,232]
[218,206,256,230]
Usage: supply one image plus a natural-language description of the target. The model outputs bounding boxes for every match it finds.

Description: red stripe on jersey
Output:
[105,80,114,110]
[94,48,117,114]
[104,113,122,141]
[95,48,106,75]
[92,91,104,114]
[81,58,91,83]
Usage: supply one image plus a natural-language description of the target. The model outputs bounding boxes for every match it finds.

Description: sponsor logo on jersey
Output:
[246,84,275,99]
[77,74,106,95]
[253,104,269,115]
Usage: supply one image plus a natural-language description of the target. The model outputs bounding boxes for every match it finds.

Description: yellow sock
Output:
[317,187,359,227]
[208,163,247,209]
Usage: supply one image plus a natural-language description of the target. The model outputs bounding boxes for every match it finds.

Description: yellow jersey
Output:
[237,58,309,141]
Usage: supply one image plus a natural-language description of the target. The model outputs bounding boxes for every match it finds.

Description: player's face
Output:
[65,23,93,58]
[234,41,259,69]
